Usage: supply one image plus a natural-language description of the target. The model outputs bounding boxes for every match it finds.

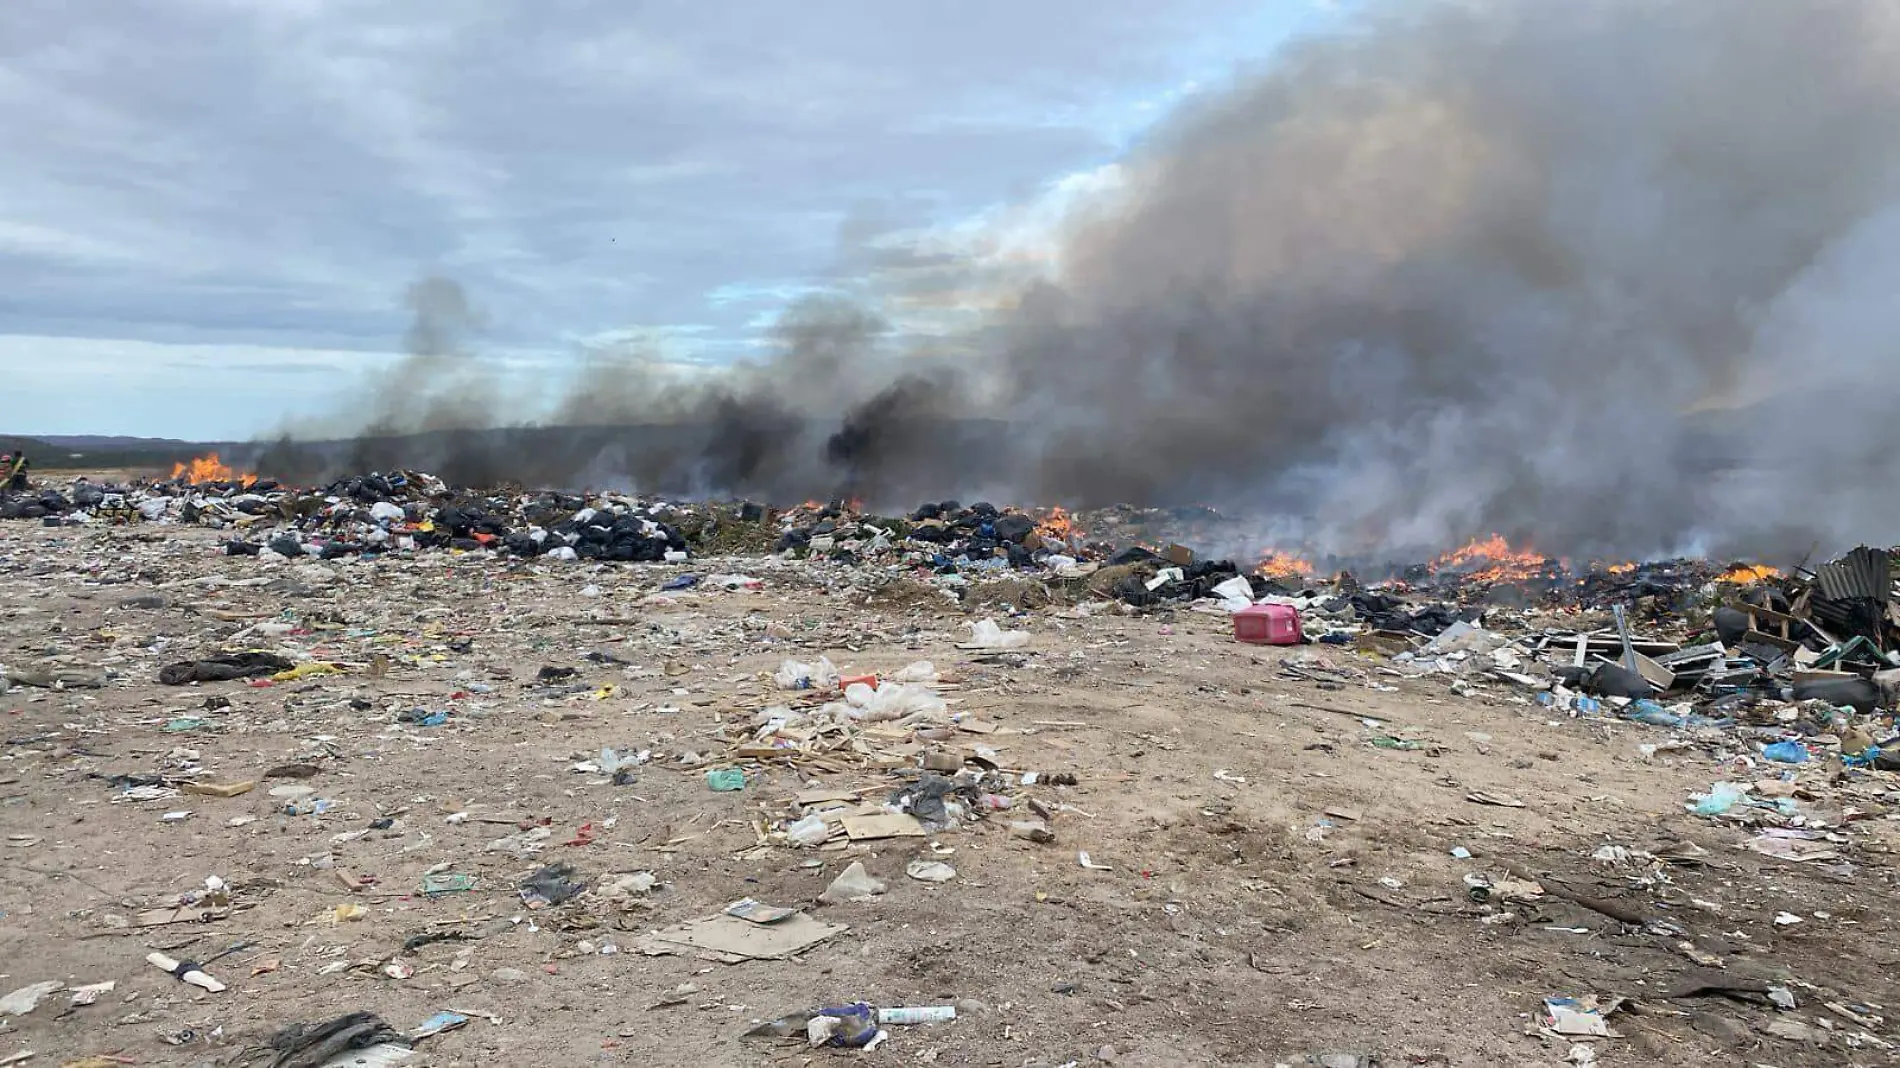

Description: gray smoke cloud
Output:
[292,0,1900,562]
[986,0,1900,562]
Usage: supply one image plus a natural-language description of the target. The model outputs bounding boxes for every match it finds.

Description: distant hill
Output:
[32,434,198,449]
[0,433,239,472]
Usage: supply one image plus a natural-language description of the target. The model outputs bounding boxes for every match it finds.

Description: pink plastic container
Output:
[1233,603,1304,645]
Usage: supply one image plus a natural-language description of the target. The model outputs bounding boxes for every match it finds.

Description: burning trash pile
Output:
[3,468,1288,606]
[1328,544,1900,774]
[11,463,1900,746]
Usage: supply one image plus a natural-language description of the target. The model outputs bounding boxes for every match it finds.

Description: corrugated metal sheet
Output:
[1813,546,1889,605]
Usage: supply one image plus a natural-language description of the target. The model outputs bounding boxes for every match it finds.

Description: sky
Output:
[0,0,1338,440]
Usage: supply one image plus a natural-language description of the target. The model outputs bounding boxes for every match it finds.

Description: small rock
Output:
[490,967,529,985]
[1096,1044,1120,1063]
[955,998,991,1015]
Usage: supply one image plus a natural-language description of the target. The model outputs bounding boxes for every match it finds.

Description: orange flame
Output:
[1035,506,1078,542]
[1256,550,1314,579]
[172,453,254,486]
[1430,534,1549,584]
[1606,562,1638,574]
[1718,563,1779,585]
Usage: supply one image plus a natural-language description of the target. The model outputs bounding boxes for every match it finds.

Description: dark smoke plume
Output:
[290,0,1900,561]
[981,0,1900,561]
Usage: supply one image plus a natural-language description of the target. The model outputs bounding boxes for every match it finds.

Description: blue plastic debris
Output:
[811,1003,881,1047]
[1763,740,1810,764]
[412,1011,469,1040]
[1691,782,1747,816]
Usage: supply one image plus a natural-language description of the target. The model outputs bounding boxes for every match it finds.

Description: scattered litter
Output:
[964,619,1029,649]
[1762,740,1811,764]
[422,872,478,895]
[1542,997,1611,1037]
[905,860,957,883]
[266,1012,410,1068]
[0,982,63,1017]
[519,863,587,908]
[819,861,887,904]
[146,951,225,993]
[841,813,925,841]
[704,768,747,792]
[182,780,256,798]
[637,910,845,962]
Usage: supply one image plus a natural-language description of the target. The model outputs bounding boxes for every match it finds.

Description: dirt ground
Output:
[0,522,1894,1067]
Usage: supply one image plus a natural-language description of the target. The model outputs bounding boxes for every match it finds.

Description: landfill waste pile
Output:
[0,472,1895,1065]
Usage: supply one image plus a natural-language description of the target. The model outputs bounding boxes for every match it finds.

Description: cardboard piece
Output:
[182,780,257,798]
[841,813,926,841]
[637,912,845,962]
[137,905,231,927]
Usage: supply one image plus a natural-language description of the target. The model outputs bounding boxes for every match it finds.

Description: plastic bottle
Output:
[787,815,829,847]
[877,1006,957,1025]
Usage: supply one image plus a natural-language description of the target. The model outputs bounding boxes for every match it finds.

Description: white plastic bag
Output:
[786,815,829,847]
[850,682,948,722]
[1212,576,1255,611]
[775,656,840,690]
[967,619,1029,649]
[892,660,939,684]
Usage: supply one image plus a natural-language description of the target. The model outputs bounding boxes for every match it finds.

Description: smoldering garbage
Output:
[1347,545,1900,774]
[11,472,1291,609]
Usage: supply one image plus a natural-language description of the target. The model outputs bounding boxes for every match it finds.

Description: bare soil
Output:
[0,522,1894,1067]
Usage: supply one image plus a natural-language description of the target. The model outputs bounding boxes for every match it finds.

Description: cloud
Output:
[0,0,1327,437]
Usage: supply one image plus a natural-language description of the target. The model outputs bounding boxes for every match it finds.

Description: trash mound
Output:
[1337,544,1900,779]
[6,470,1880,645]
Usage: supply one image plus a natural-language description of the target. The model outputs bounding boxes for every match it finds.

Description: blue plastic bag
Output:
[1691,782,1747,816]
[1763,740,1810,764]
